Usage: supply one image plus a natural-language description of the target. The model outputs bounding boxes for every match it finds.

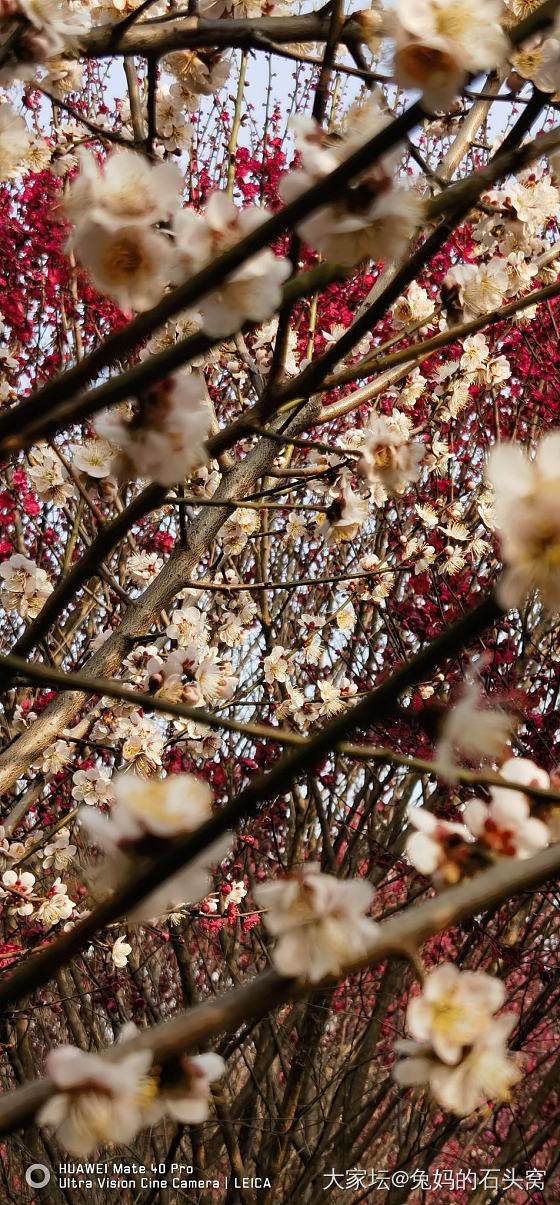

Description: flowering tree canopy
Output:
[2,0,560,1201]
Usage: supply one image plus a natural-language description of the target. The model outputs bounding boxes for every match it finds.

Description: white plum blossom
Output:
[66,148,183,233]
[435,677,513,782]
[43,829,76,871]
[405,804,474,884]
[1,0,90,79]
[166,603,208,647]
[504,251,538,297]
[70,437,115,479]
[486,431,560,609]
[499,756,550,793]
[393,0,509,112]
[218,610,247,647]
[41,54,83,96]
[72,766,113,808]
[181,719,221,758]
[459,332,489,376]
[172,192,291,338]
[464,757,550,859]
[27,446,73,505]
[320,481,370,544]
[263,645,290,685]
[510,24,560,94]
[64,143,183,312]
[464,794,548,859]
[118,713,164,777]
[282,101,423,267]
[148,1053,225,1125]
[126,552,164,585]
[37,878,75,927]
[196,648,237,705]
[111,935,132,967]
[162,1053,224,1119]
[445,259,509,320]
[395,957,522,1115]
[506,170,560,232]
[302,631,322,666]
[0,103,32,179]
[391,282,434,330]
[299,186,422,269]
[394,1014,521,1115]
[42,739,72,777]
[405,963,506,1065]
[0,868,36,915]
[0,553,53,619]
[505,0,543,15]
[357,415,423,494]
[79,773,230,920]
[120,1013,223,1114]
[143,650,193,696]
[222,506,261,554]
[37,1042,156,1156]
[0,830,25,866]
[226,879,247,906]
[254,865,379,982]
[285,509,307,543]
[71,220,174,313]
[154,84,194,152]
[463,259,510,317]
[398,367,427,409]
[12,703,38,732]
[275,683,306,725]
[336,602,356,633]
[164,51,230,113]
[315,677,355,718]
[485,355,512,389]
[95,371,211,486]
[313,680,341,719]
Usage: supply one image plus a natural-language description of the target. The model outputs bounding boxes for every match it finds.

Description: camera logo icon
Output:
[25,1165,51,1189]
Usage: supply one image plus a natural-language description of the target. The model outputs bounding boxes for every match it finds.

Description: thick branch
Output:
[77,0,560,60]
[82,13,375,59]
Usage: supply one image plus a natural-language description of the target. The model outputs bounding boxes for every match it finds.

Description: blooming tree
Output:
[1,0,560,1201]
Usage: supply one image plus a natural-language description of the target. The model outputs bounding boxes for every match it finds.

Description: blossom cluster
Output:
[95,370,212,487]
[80,772,231,920]
[0,552,53,619]
[0,0,89,83]
[0,823,77,929]
[486,431,560,611]
[0,868,75,926]
[65,149,291,332]
[407,756,551,884]
[255,865,379,982]
[37,1027,225,1155]
[281,100,424,268]
[392,0,509,112]
[393,964,521,1115]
